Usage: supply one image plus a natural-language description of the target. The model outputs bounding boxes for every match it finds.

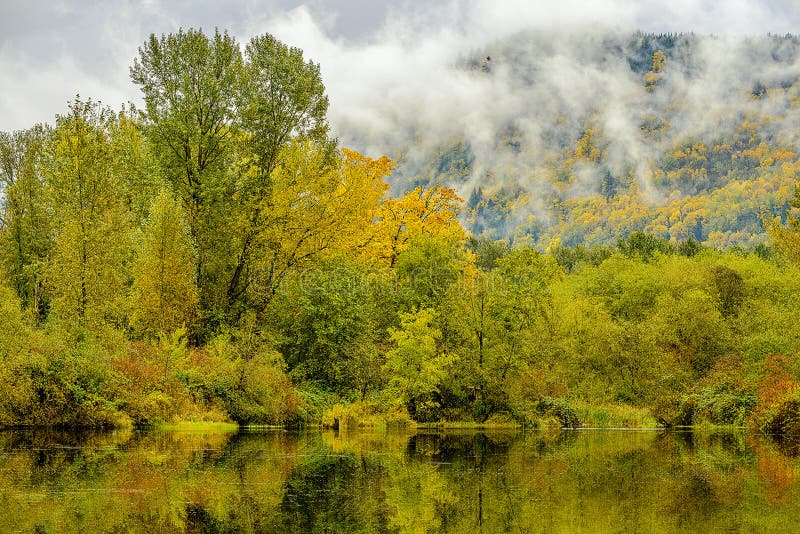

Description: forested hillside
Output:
[374,32,800,248]
[2,28,800,434]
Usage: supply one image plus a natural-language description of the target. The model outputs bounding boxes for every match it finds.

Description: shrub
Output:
[536,397,581,428]
[205,336,302,425]
[750,354,800,436]
[694,386,756,425]
[759,388,800,435]
[510,397,581,428]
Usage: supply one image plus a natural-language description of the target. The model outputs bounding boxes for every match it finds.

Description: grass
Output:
[321,402,413,430]
[155,421,239,432]
[574,403,659,428]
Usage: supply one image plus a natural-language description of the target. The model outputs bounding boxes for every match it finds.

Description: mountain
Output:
[361,31,800,248]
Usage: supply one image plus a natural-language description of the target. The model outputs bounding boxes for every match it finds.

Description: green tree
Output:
[395,233,466,310]
[0,126,51,317]
[269,256,384,397]
[490,249,561,379]
[617,231,674,262]
[130,28,241,226]
[238,33,332,180]
[384,308,458,420]
[130,190,199,339]
[466,236,511,271]
[131,28,242,322]
[708,264,745,318]
[600,169,617,200]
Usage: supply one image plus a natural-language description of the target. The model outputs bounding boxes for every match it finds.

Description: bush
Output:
[760,389,800,438]
[674,383,756,426]
[536,397,581,428]
[25,329,129,427]
[321,401,412,429]
[758,388,800,436]
[695,387,756,425]
[210,347,303,425]
[510,397,581,428]
[749,354,800,436]
[111,331,228,426]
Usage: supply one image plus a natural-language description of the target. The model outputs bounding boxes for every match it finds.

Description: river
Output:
[1,427,798,532]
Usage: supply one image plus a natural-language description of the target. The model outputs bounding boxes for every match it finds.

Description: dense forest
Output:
[2,28,800,435]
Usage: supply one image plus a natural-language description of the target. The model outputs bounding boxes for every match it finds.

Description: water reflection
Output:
[2,427,799,532]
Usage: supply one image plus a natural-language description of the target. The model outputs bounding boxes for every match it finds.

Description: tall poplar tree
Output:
[131,28,242,321]
[44,99,130,327]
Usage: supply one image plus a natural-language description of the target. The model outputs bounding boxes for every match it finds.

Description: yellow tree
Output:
[44,99,131,328]
[235,141,391,313]
[767,179,800,262]
[130,190,199,339]
[767,215,800,261]
[645,50,666,91]
[364,185,465,267]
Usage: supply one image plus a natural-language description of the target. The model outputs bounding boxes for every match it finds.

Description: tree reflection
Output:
[1,428,800,532]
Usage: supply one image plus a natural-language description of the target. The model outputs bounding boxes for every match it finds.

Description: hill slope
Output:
[358,31,800,248]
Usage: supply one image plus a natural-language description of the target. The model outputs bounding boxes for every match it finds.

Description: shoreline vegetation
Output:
[2,28,800,439]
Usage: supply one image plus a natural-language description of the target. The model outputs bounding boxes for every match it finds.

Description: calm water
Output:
[1,427,799,533]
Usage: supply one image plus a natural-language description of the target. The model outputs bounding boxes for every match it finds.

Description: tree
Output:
[617,231,674,262]
[226,33,337,314]
[600,169,617,200]
[466,236,511,271]
[767,214,800,262]
[108,109,165,227]
[130,190,199,339]
[648,287,728,378]
[441,267,505,419]
[130,28,241,226]
[269,256,384,396]
[131,28,242,322]
[645,50,666,91]
[0,126,51,316]
[43,99,130,327]
[708,264,745,318]
[652,50,667,72]
[491,248,562,372]
[234,142,390,315]
[383,308,458,420]
[0,280,37,424]
[395,233,466,310]
[365,185,464,267]
[238,33,332,181]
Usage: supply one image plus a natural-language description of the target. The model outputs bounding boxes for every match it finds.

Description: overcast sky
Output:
[2,0,799,136]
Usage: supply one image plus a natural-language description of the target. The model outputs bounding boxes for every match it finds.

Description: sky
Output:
[1,0,799,137]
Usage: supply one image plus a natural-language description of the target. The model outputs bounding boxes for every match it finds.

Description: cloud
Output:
[4,0,797,131]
